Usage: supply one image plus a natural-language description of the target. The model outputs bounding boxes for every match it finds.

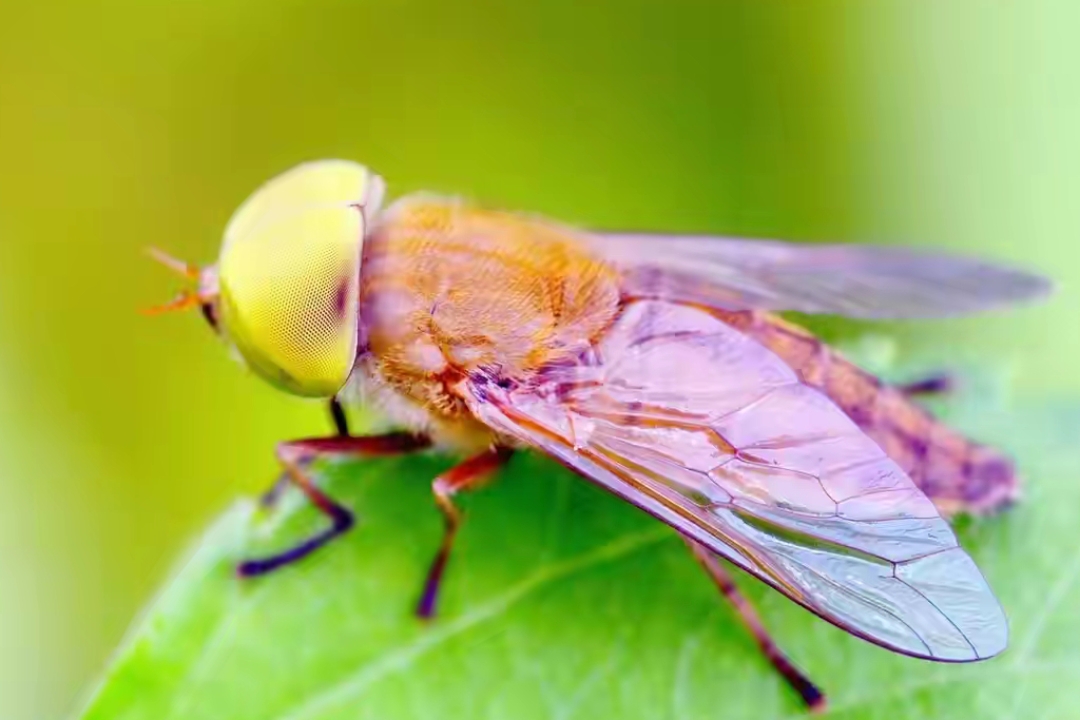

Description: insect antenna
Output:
[142,246,216,319]
[141,290,201,316]
[146,246,200,280]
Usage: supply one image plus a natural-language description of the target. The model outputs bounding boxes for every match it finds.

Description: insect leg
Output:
[260,397,354,508]
[898,373,954,397]
[239,432,431,576]
[328,397,350,436]
[686,540,826,713]
[416,446,514,619]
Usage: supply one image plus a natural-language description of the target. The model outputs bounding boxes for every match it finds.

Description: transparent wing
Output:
[463,299,1007,660]
[588,232,1051,318]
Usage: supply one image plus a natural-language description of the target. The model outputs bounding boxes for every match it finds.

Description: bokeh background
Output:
[0,1,1077,718]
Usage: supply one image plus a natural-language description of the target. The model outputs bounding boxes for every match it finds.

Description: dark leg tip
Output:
[415,602,437,622]
[798,678,827,714]
[900,373,955,397]
[774,655,826,712]
[258,476,289,509]
[236,558,280,578]
[235,517,355,580]
[415,552,450,621]
[415,580,440,621]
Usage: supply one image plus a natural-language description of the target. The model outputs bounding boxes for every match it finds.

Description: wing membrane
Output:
[588,232,1050,318]
[464,299,1007,660]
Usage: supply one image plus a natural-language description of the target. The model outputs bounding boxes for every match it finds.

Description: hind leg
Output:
[898,373,954,397]
[687,540,826,713]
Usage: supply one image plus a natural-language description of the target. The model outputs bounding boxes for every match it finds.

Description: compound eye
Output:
[216,161,381,396]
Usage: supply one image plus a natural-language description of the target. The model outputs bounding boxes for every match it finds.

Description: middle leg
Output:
[416,446,514,619]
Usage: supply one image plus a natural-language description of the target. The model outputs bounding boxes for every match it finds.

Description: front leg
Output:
[239,432,431,577]
[260,397,355,508]
[328,396,350,437]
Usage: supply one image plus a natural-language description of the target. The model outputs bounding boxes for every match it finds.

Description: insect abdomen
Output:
[713,310,1018,516]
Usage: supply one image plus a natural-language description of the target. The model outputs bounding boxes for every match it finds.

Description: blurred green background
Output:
[0,1,1076,718]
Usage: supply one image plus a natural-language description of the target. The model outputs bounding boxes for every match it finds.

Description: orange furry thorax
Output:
[357,196,621,433]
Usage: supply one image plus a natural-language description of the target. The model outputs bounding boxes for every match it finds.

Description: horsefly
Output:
[148,160,1050,711]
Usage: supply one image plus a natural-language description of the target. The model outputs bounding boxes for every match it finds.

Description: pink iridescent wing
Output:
[463,299,1007,660]
[586,232,1051,318]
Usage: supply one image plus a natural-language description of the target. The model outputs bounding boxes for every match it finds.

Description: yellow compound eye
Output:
[216,160,383,397]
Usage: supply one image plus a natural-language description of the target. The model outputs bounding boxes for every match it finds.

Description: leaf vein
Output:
[276,527,672,720]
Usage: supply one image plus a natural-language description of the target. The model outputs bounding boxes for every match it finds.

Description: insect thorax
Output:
[354,196,621,432]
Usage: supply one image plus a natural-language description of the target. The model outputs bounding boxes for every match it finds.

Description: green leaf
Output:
[77,372,1080,719]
